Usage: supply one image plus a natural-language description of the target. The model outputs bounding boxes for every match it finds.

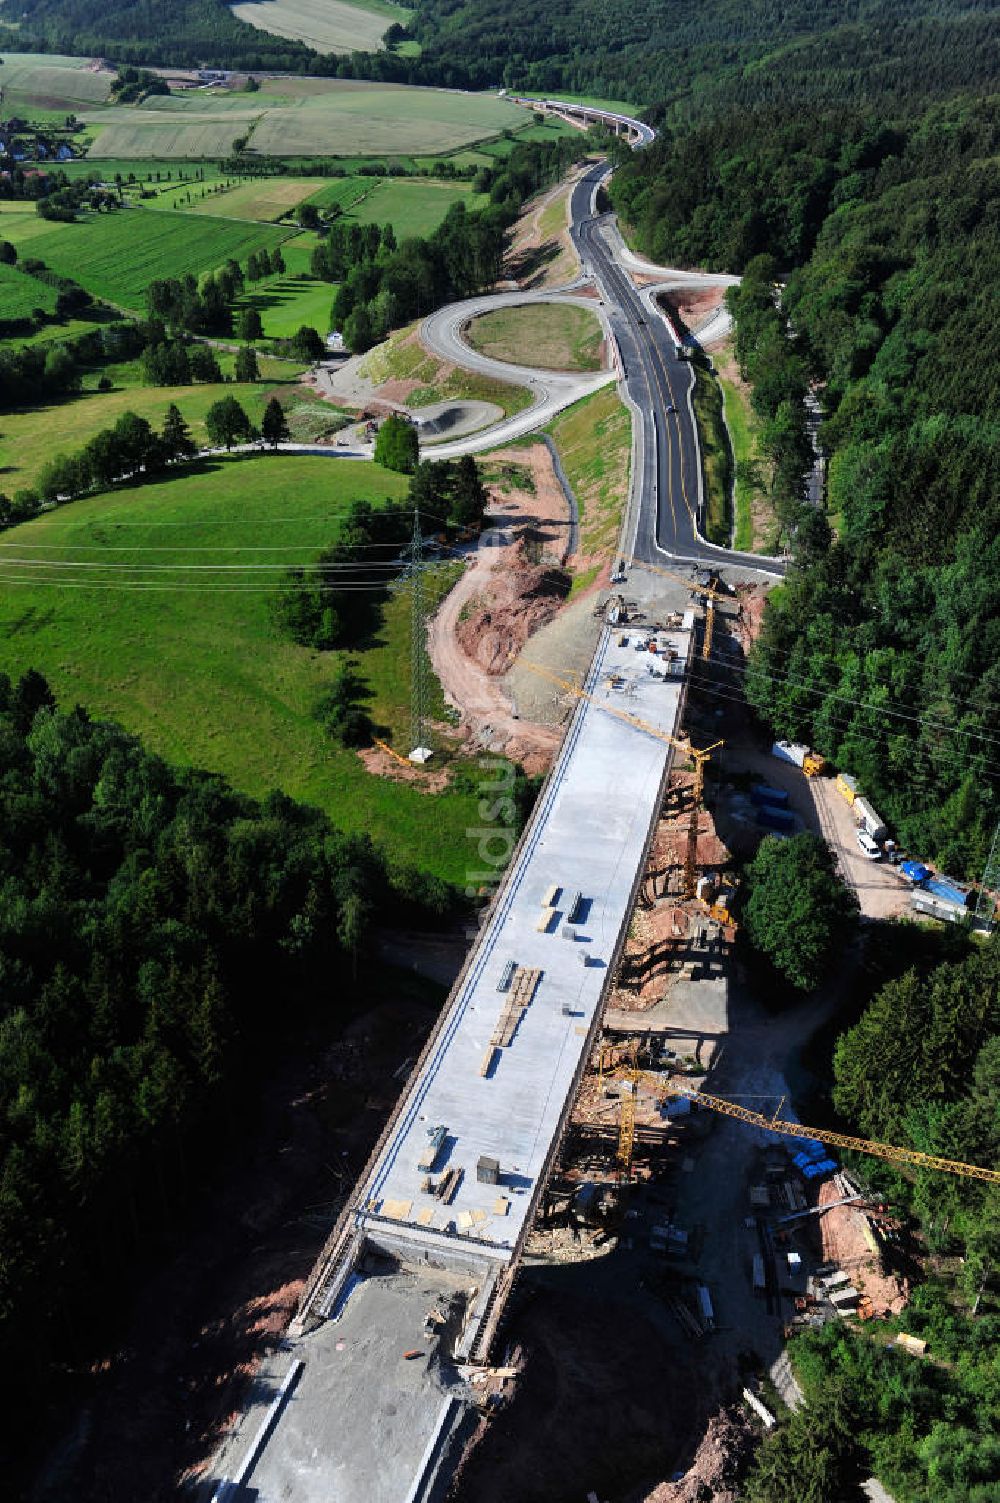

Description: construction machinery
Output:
[519,659,721,898]
[608,1069,1000,1186]
[622,556,729,662]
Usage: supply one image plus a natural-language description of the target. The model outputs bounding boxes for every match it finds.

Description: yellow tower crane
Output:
[519,659,721,896]
[623,555,729,662]
[610,1069,1000,1186]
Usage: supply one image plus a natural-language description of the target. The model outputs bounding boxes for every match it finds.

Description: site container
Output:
[835,772,859,804]
[771,740,808,768]
[752,1254,766,1295]
[697,1285,715,1328]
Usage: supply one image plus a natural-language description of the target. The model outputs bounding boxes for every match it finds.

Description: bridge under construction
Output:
[209,613,696,1502]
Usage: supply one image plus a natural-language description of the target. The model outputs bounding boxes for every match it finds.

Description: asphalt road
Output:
[418,288,616,460]
[568,161,785,574]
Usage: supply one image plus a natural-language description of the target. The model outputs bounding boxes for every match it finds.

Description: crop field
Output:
[0,208,294,309]
[80,78,524,160]
[0,52,116,111]
[0,456,478,879]
[231,0,410,54]
[304,175,381,211]
[467,304,605,372]
[188,177,329,220]
[248,84,524,157]
[0,263,59,321]
[0,374,298,491]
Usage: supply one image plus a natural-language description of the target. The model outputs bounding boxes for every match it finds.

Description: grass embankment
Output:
[362,322,533,417]
[0,366,304,491]
[0,456,480,881]
[713,339,775,553]
[466,304,604,372]
[545,384,631,567]
[690,351,732,546]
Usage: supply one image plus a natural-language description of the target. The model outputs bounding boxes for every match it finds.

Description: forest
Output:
[613,87,1000,878]
[7,0,998,108]
[0,672,455,1435]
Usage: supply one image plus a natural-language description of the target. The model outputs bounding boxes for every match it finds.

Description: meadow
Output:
[231,0,410,54]
[0,208,295,310]
[0,263,59,321]
[0,455,479,880]
[238,274,334,339]
[0,368,302,491]
[0,52,115,112]
[342,178,483,236]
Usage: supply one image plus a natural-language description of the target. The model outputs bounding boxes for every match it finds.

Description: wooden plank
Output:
[382,1198,413,1221]
[416,1207,435,1227]
[479,1046,496,1077]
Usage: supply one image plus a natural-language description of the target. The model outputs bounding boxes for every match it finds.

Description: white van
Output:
[856,829,882,861]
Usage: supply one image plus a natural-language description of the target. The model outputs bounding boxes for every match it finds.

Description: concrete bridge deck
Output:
[209,617,693,1503]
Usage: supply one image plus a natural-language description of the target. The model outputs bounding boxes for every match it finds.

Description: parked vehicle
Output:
[856,829,882,860]
[854,797,888,841]
[771,740,827,776]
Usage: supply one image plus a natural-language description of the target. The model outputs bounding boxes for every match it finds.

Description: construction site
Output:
[202,565,989,1503]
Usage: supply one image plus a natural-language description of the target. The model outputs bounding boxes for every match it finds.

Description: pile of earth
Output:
[455,534,570,676]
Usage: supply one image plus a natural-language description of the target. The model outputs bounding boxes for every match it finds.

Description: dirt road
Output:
[718,741,909,921]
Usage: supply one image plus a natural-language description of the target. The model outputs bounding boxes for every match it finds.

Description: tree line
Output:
[6,0,996,111]
[0,670,454,1445]
[3,394,293,525]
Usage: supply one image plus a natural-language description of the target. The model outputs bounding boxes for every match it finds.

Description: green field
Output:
[231,0,410,54]
[466,304,605,372]
[344,178,483,236]
[0,372,302,491]
[238,274,334,339]
[0,263,59,321]
[0,456,479,879]
[0,208,295,310]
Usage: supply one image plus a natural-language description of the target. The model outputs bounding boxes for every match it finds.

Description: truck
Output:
[854,797,888,841]
[771,741,827,776]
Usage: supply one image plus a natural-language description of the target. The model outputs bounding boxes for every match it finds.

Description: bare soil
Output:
[643,1405,756,1503]
[658,287,727,340]
[426,443,576,773]
[504,171,583,290]
[816,1181,910,1317]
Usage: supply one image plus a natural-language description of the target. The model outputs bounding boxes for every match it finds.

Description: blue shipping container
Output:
[758,805,796,832]
[925,878,969,908]
[751,784,791,809]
